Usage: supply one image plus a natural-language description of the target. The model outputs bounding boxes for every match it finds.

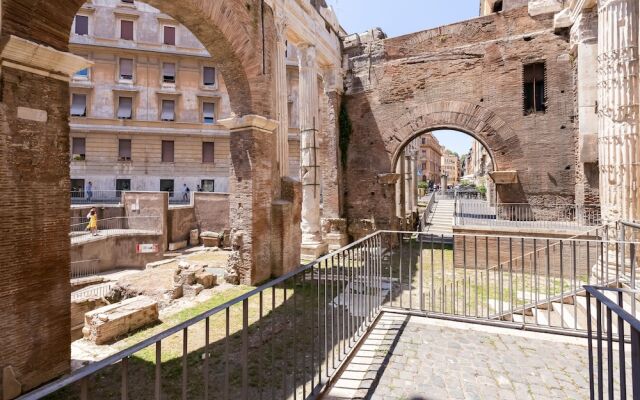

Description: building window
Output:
[163,26,176,45]
[118,139,132,161]
[202,142,215,163]
[162,63,176,84]
[117,97,133,119]
[119,58,134,81]
[121,20,134,40]
[492,0,503,12]
[75,68,89,79]
[72,138,86,161]
[201,179,215,192]
[203,67,216,87]
[161,100,176,121]
[121,0,134,3]
[203,102,215,124]
[115,179,131,197]
[75,15,89,35]
[160,179,174,196]
[523,62,546,115]
[71,94,87,117]
[161,140,174,162]
[71,179,86,197]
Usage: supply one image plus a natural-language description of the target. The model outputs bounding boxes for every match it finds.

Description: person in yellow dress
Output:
[86,208,98,236]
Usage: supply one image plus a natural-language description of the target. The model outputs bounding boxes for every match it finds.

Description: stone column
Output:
[405,155,414,214]
[274,6,289,177]
[221,116,279,285]
[411,154,418,208]
[597,0,640,225]
[398,157,406,228]
[298,43,327,257]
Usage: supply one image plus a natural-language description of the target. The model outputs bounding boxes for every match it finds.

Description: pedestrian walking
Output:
[86,207,98,236]
[86,181,93,202]
[182,184,190,202]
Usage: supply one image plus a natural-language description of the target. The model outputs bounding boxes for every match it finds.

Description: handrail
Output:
[584,286,640,331]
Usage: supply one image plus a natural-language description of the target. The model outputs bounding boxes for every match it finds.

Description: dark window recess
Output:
[75,15,89,35]
[118,139,132,161]
[121,20,134,40]
[71,179,85,197]
[203,67,216,86]
[117,97,133,119]
[492,1,503,12]
[160,179,174,197]
[201,179,215,192]
[121,0,134,3]
[523,62,546,115]
[116,179,131,197]
[203,102,215,124]
[161,140,174,162]
[164,26,176,45]
[72,138,86,160]
[71,94,87,117]
[162,63,176,83]
[120,58,133,80]
[202,142,215,163]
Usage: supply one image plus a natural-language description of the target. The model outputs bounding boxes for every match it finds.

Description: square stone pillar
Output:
[221,116,279,285]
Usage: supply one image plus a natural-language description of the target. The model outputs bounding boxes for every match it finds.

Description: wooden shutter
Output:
[161,100,175,121]
[164,26,176,45]
[120,58,133,79]
[202,142,214,163]
[75,16,89,35]
[121,20,134,40]
[163,63,176,83]
[162,140,174,162]
[119,139,132,160]
[203,67,215,86]
[203,102,215,123]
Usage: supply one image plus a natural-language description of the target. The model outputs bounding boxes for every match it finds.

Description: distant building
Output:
[441,151,461,185]
[417,133,443,184]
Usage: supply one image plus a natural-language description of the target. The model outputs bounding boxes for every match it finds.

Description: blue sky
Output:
[325,0,479,155]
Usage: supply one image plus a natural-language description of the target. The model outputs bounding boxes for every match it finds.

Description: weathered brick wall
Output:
[342,8,576,236]
[0,67,72,394]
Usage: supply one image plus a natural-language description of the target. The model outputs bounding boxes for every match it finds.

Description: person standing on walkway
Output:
[86,207,98,236]
[86,181,93,202]
[182,184,190,202]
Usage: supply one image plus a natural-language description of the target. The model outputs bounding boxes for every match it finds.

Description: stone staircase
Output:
[496,284,640,332]
[422,198,455,236]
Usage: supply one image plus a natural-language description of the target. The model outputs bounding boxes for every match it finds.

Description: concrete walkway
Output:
[423,199,455,236]
[326,313,628,399]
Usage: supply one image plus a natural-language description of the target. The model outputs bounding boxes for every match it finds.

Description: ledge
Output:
[489,171,519,184]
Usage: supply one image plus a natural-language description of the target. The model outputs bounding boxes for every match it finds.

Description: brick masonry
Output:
[342,8,576,237]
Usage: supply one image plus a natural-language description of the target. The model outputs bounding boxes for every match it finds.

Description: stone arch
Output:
[388,100,523,173]
[1,0,275,116]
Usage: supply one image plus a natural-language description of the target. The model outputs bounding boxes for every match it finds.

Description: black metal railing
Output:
[585,286,639,399]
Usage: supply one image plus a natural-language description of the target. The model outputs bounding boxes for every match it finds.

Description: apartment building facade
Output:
[416,133,443,184]
[441,150,461,185]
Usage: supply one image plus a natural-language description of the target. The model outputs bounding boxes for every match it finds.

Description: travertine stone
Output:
[274,3,289,177]
[82,296,159,345]
[597,0,640,225]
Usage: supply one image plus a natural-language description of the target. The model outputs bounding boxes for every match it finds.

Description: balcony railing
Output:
[70,190,191,205]
[20,229,640,399]
[70,216,162,244]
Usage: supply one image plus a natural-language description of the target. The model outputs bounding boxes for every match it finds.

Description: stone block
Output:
[183,283,204,298]
[201,231,221,247]
[169,240,188,251]
[189,229,200,246]
[528,0,563,16]
[195,270,217,288]
[579,133,598,164]
[82,296,159,345]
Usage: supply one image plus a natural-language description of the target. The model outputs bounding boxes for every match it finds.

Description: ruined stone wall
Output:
[70,233,164,270]
[193,192,230,234]
[342,8,576,237]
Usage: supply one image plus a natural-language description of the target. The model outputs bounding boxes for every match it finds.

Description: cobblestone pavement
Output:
[325,313,626,400]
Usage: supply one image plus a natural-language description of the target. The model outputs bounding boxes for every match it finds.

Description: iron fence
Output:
[71,283,115,301]
[70,216,162,243]
[19,232,386,400]
[419,193,436,231]
[585,286,638,399]
[70,190,191,205]
[70,259,101,280]
[455,200,602,229]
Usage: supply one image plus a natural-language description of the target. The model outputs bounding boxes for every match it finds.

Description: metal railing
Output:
[70,190,191,205]
[70,259,101,280]
[20,232,386,399]
[21,229,640,399]
[585,286,638,399]
[455,201,602,229]
[71,283,115,301]
[70,216,162,243]
[419,193,436,231]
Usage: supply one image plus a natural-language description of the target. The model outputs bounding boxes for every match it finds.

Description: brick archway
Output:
[389,101,522,173]
[1,0,274,116]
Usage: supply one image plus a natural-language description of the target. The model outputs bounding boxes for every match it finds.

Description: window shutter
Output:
[120,58,133,79]
[162,140,174,162]
[164,26,176,45]
[119,139,132,159]
[203,67,215,86]
[203,102,215,123]
[121,20,134,40]
[202,142,214,163]
[73,138,86,155]
[163,63,176,82]
[75,16,89,35]
[117,97,133,119]
[161,100,175,121]
[71,94,87,116]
